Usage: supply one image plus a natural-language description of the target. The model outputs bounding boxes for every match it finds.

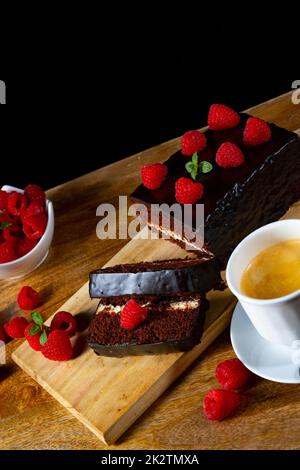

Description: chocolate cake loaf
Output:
[88,294,208,357]
[89,257,223,298]
[131,113,300,264]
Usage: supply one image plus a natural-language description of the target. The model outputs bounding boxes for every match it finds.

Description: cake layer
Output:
[89,257,222,298]
[88,294,208,357]
[131,114,300,264]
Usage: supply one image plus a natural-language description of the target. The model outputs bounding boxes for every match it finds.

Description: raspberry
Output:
[216,142,245,168]
[21,201,45,221]
[24,322,44,352]
[50,311,77,337]
[24,184,46,205]
[16,238,37,258]
[243,117,272,146]
[42,330,73,361]
[0,239,17,263]
[203,389,241,421]
[2,223,22,241]
[5,316,28,339]
[175,177,204,204]
[7,192,28,217]
[181,130,207,156]
[17,286,40,311]
[0,323,8,343]
[216,358,250,390]
[0,190,8,210]
[208,104,241,131]
[23,214,48,240]
[120,300,149,330]
[141,163,168,190]
[0,210,15,225]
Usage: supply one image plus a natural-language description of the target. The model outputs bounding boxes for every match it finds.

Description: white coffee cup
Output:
[226,219,300,346]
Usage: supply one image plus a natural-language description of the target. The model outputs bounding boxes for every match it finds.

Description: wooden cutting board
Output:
[12,227,235,445]
[12,127,300,446]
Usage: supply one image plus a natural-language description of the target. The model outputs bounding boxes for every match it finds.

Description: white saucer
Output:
[230,302,300,384]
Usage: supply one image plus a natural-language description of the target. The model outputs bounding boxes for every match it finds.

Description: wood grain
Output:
[12,227,234,445]
[0,91,300,449]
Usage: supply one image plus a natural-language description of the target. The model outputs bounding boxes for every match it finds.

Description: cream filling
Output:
[147,222,210,254]
[96,300,199,315]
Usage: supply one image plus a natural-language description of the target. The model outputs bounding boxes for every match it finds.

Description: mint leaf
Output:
[199,161,213,174]
[191,169,198,181]
[0,222,12,230]
[29,324,41,336]
[31,311,44,329]
[39,330,48,346]
[192,153,198,165]
[185,162,194,173]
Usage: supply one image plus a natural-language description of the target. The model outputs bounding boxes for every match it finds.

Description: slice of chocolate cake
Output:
[88,294,208,357]
[89,257,223,298]
[131,113,300,264]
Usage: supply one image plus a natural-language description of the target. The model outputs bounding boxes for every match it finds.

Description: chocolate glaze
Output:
[88,294,208,357]
[89,258,222,298]
[131,114,300,264]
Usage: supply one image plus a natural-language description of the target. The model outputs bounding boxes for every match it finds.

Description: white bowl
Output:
[0,185,54,279]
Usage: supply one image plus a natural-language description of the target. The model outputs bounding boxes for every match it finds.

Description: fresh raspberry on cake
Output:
[120,299,149,330]
[24,322,44,351]
[0,190,8,210]
[50,311,77,337]
[42,330,73,361]
[203,388,241,421]
[216,142,245,168]
[7,192,28,217]
[5,316,28,339]
[175,177,204,204]
[24,184,46,206]
[243,117,272,146]
[23,214,47,240]
[0,239,17,263]
[181,130,207,156]
[208,104,240,131]
[141,163,168,190]
[17,286,40,311]
[216,358,250,390]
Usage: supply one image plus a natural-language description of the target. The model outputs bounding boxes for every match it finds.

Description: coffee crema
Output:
[240,238,300,299]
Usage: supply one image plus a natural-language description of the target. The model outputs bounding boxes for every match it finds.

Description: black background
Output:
[1,5,298,189]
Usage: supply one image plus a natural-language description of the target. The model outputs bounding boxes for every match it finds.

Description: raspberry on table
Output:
[120,299,149,330]
[5,316,28,339]
[216,358,250,390]
[141,163,168,190]
[175,177,204,204]
[24,322,44,352]
[181,130,207,156]
[17,286,40,311]
[203,388,241,421]
[208,104,241,131]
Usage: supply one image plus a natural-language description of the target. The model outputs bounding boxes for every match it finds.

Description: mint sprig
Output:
[28,311,48,346]
[185,153,213,181]
[0,222,12,230]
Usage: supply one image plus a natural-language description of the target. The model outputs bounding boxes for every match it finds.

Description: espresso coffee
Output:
[240,238,300,299]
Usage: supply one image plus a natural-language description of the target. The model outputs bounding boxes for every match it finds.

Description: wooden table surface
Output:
[1,92,300,450]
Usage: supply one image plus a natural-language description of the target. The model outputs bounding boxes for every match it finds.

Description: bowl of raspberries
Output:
[0,184,54,279]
